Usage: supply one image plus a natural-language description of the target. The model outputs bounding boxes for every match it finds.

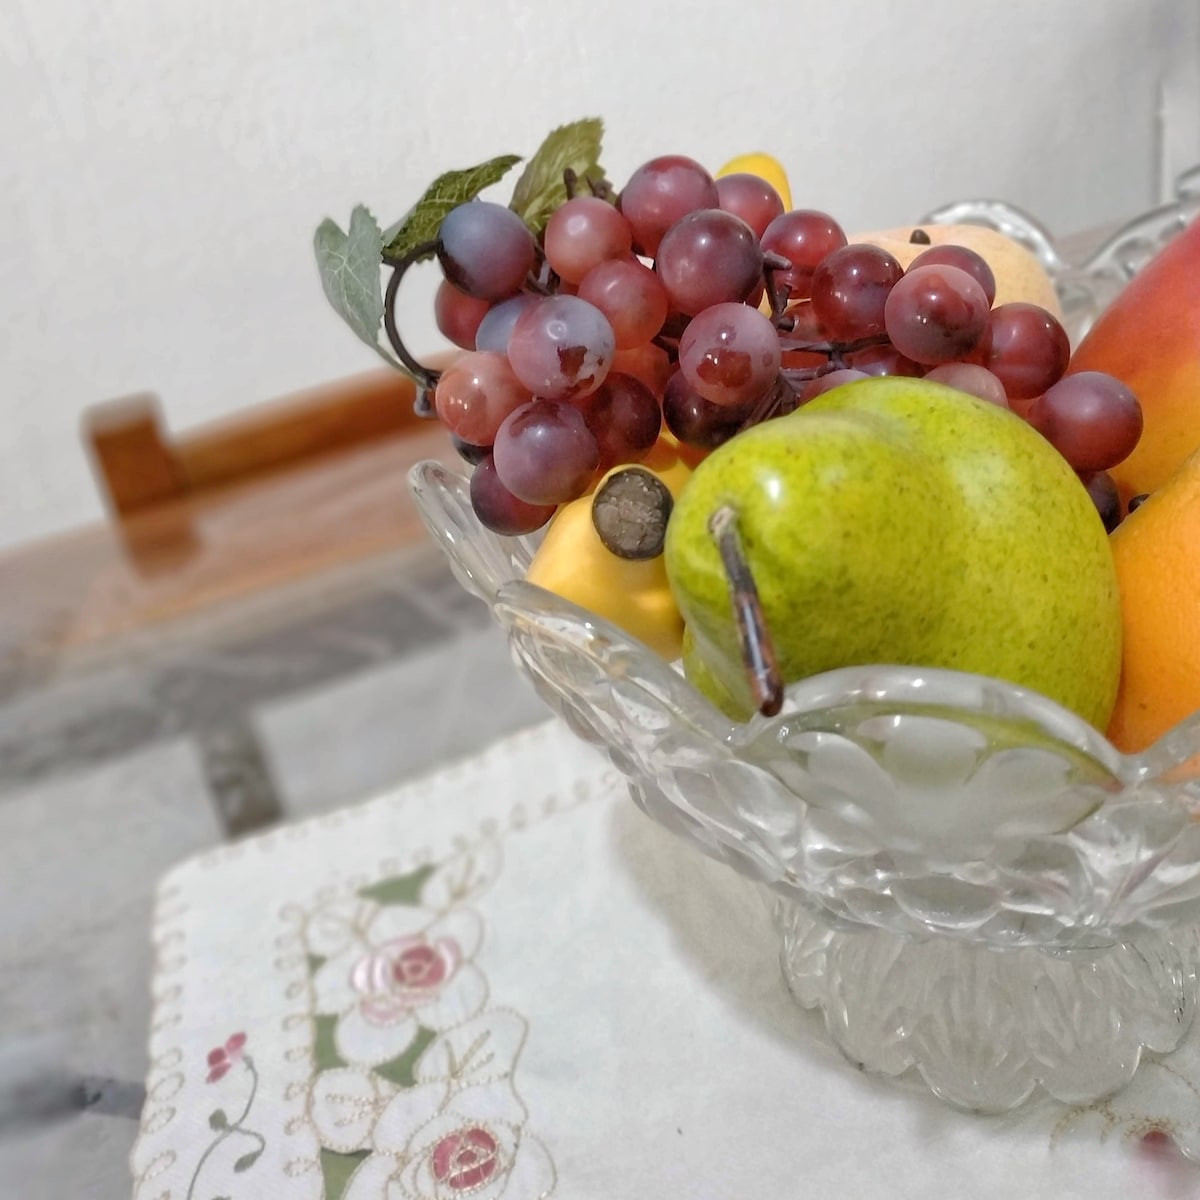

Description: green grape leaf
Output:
[381,154,522,262]
[509,117,607,233]
[313,205,393,364]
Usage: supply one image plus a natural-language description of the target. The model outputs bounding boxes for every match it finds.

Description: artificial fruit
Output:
[663,376,1122,727]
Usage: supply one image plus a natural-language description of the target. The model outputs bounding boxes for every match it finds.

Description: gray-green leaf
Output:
[313,205,392,365]
[381,155,521,262]
[509,117,606,234]
[233,1149,262,1173]
[208,1108,228,1131]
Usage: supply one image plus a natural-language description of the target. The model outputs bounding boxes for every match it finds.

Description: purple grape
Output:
[662,371,754,449]
[492,398,600,505]
[507,295,616,401]
[438,201,536,301]
[576,373,662,470]
[469,454,556,535]
[474,294,539,353]
[1026,371,1143,472]
[655,209,764,316]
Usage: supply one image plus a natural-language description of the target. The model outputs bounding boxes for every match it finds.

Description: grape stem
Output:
[708,505,784,718]
[381,238,444,409]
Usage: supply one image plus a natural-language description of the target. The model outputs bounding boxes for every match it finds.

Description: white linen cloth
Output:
[130,719,1200,1199]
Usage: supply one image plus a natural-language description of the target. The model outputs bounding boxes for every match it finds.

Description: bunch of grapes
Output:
[417,154,1141,535]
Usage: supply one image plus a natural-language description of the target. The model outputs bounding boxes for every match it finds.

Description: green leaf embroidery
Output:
[313,1014,347,1073]
[306,953,327,976]
[313,205,393,364]
[233,1149,262,1173]
[381,155,521,262]
[358,864,436,907]
[373,1026,437,1088]
[207,1108,228,1131]
[320,1148,371,1200]
[509,117,606,234]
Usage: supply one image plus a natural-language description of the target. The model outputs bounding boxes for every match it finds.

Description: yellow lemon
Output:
[715,152,792,212]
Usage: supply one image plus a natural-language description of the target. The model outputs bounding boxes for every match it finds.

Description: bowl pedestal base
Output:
[773,897,1200,1112]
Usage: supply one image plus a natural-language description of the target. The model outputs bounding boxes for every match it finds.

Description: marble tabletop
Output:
[0,543,549,1199]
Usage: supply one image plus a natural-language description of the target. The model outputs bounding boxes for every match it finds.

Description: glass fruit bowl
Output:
[407,179,1200,1114]
[410,457,1200,1114]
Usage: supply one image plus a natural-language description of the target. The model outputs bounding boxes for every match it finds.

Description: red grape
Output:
[845,343,923,377]
[434,351,532,445]
[1025,371,1143,472]
[678,302,782,407]
[810,243,904,342]
[434,280,490,350]
[908,245,997,306]
[577,257,669,349]
[714,172,785,238]
[655,209,764,315]
[611,342,673,398]
[983,303,1071,400]
[544,196,633,284]
[761,210,848,301]
[799,368,869,402]
[618,155,719,256]
[883,265,990,365]
[923,363,1008,407]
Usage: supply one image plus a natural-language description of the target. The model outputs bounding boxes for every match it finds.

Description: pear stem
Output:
[708,505,784,718]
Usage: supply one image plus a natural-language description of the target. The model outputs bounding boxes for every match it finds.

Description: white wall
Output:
[1,0,1197,551]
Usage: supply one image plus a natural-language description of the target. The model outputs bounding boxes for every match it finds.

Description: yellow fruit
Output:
[849,224,1063,318]
[524,441,696,660]
[716,152,792,212]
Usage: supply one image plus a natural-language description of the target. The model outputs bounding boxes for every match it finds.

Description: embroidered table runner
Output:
[131,719,1200,1199]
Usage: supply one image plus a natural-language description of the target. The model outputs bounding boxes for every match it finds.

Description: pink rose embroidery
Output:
[430,1127,501,1192]
[351,936,462,1025]
[206,1032,247,1084]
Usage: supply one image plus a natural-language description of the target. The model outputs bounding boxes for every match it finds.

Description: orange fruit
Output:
[1106,445,1200,752]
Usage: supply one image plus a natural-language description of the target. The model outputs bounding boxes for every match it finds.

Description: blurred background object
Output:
[0,0,1198,551]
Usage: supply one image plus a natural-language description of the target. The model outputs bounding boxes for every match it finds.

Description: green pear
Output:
[663,376,1122,728]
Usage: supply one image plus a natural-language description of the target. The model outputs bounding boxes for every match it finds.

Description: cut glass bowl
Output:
[408,179,1200,1113]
